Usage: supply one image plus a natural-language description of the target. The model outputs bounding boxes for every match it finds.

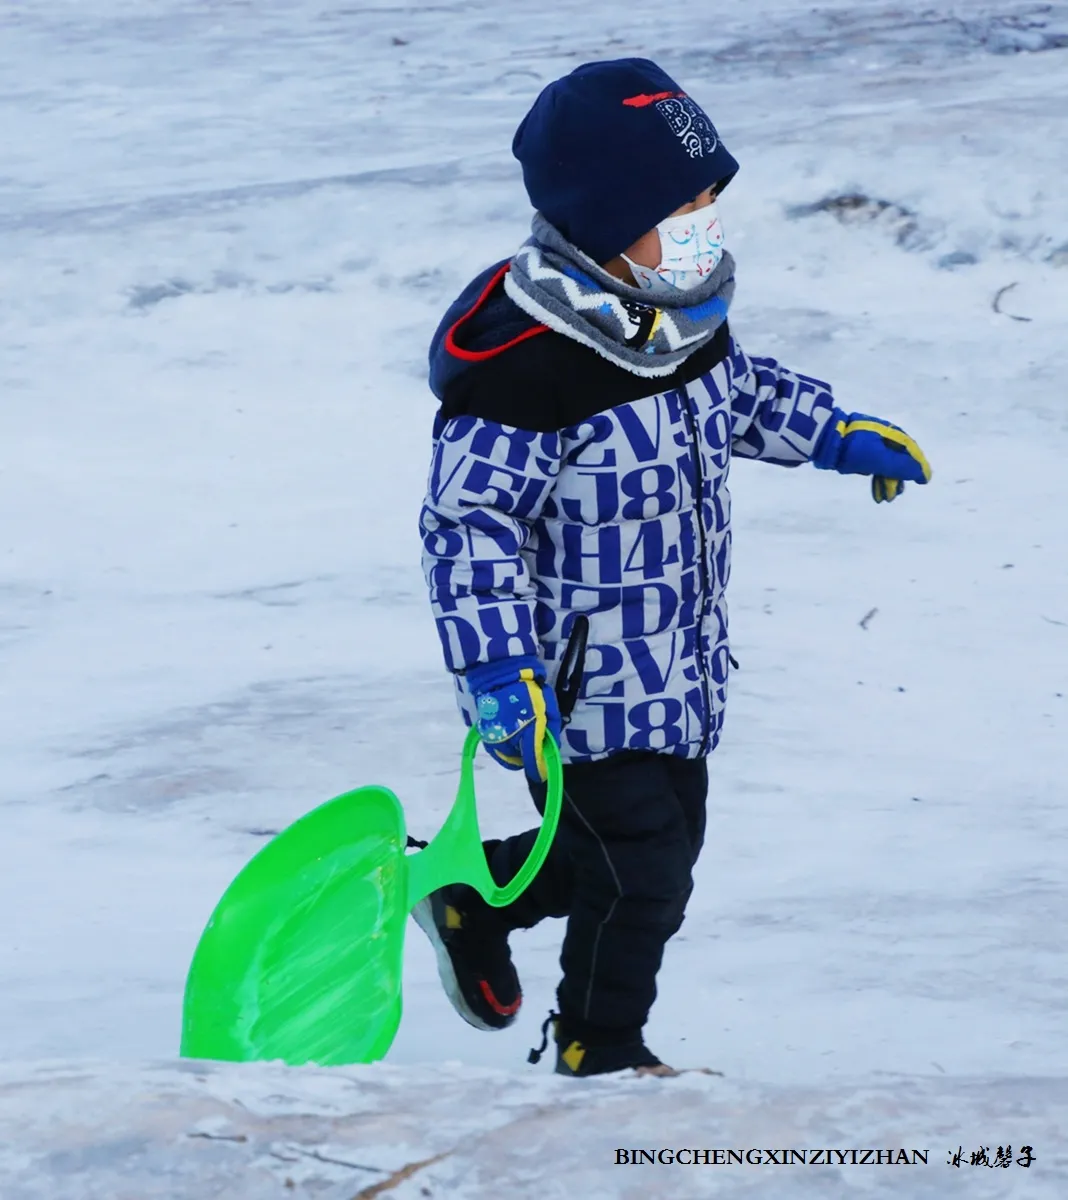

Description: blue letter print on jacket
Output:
[420,338,836,764]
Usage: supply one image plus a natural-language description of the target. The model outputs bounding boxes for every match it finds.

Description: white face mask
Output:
[622,200,725,296]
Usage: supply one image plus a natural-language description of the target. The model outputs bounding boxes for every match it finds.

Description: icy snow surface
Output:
[1,1058,1066,1198]
[1,0,1067,1195]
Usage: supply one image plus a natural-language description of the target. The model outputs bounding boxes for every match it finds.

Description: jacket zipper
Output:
[679,384,713,754]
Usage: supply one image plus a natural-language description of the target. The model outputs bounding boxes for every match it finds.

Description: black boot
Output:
[528,1012,675,1077]
[411,884,521,1031]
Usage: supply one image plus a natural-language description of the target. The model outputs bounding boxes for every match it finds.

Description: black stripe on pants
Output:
[482,750,708,1041]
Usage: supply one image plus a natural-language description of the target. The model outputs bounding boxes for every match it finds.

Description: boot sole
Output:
[410,898,501,1033]
[554,1063,723,1078]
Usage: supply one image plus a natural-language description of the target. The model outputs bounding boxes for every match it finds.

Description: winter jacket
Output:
[420,261,838,763]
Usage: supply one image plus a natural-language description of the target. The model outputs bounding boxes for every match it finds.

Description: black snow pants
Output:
[482,750,708,1041]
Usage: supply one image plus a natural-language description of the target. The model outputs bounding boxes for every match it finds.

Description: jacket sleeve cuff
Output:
[811,407,847,471]
[464,654,546,694]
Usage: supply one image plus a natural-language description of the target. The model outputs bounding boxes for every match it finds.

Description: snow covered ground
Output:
[1,0,1067,1194]
[2,1057,1067,1199]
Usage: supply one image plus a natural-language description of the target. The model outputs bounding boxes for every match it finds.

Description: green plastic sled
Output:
[180,727,562,1067]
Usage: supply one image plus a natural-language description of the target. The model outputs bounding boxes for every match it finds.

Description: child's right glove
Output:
[464,656,561,783]
[813,410,931,502]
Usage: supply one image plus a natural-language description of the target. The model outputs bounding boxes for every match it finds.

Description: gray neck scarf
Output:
[504,212,735,378]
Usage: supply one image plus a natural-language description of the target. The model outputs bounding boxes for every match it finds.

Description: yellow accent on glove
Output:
[492,749,525,767]
[872,476,905,503]
[520,667,550,782]
[840,418,932,483]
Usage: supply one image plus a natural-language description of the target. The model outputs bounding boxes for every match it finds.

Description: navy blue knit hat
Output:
[513,58,739,264]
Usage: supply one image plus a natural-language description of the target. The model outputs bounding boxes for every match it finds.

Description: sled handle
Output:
[405,727,562,910]
[405,616,586,912]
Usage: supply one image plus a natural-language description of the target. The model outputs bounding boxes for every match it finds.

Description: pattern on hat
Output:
[655,96,720,158]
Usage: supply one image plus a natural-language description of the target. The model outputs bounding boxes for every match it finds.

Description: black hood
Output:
[428,260,548,401]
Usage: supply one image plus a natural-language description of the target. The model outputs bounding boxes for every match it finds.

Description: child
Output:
[415,58,930,1077]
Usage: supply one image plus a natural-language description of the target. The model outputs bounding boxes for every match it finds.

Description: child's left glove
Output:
[814,410,932,502]
[464,656,562,782]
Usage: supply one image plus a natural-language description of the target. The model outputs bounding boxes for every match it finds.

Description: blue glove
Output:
[465,655,562,782]
[814,410,931,502]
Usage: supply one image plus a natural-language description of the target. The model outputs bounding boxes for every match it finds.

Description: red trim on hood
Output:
[443,263,549,362]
